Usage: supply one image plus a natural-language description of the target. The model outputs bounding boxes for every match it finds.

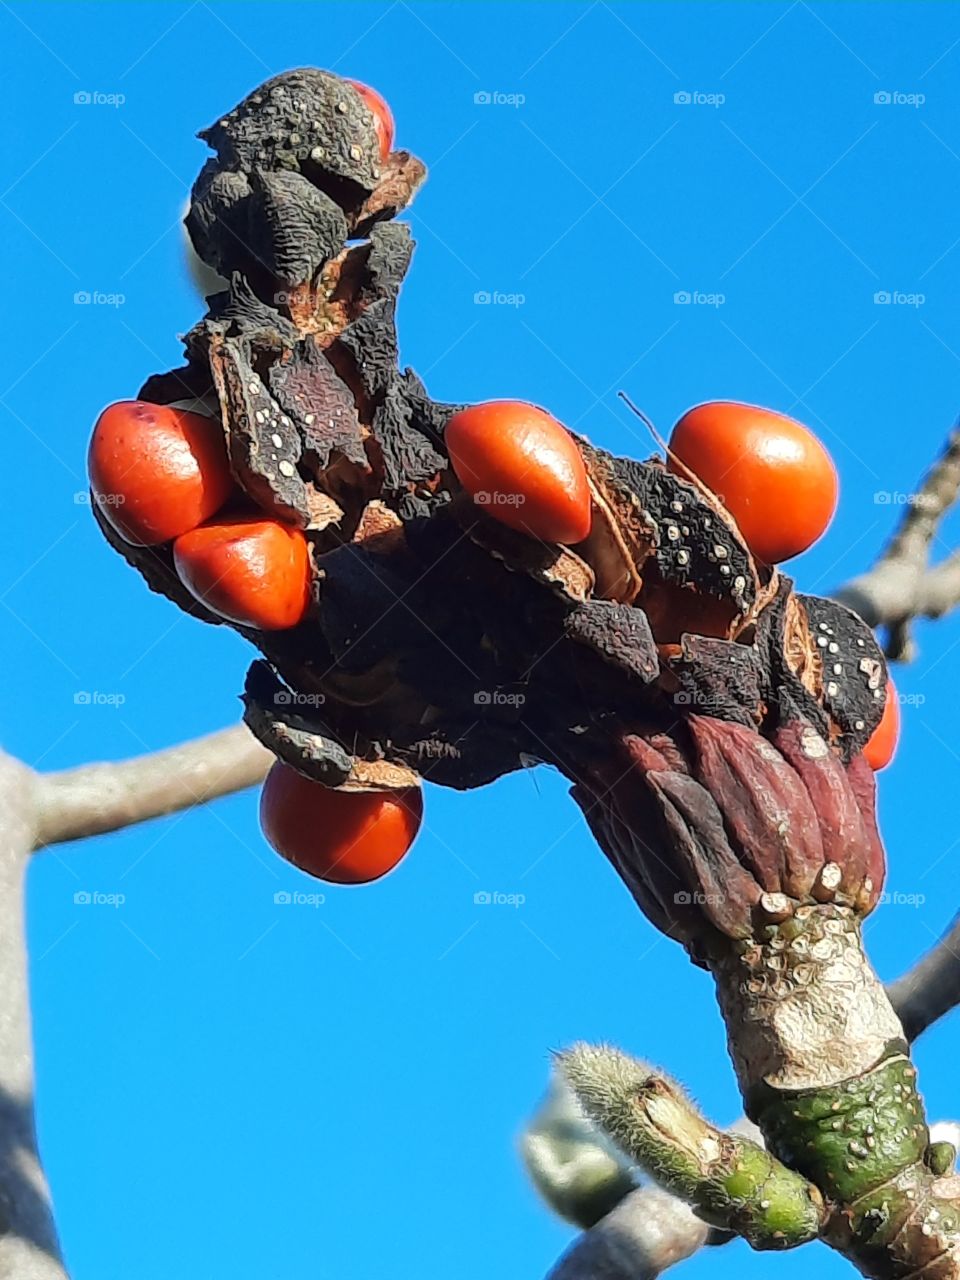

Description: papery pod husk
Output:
[446,489,596,605]
[799,594,889,749]
[563,600,659,686]
[208,331,312,527]
[578,440,777,639]
[761,588,888,761]
[242,660,353,785]
[664,632,765,728]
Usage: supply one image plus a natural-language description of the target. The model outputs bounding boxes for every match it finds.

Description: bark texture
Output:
[712,906,960,1279]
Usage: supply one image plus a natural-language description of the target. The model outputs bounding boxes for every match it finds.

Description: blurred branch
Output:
[835,422,960,659]
[33,723,272,849]
[546,1185,713,1280]
[522,1073,637,1229]
[887,911,960,1043]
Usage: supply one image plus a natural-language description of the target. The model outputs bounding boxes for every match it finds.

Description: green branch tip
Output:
[556,1042,825,1250]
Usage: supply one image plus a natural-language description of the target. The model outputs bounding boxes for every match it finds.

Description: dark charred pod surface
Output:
[100,67,890,953]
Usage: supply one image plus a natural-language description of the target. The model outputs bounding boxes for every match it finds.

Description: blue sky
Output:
[4,3,960,1278]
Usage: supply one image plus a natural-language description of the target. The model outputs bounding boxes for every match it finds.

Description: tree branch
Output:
[536,913,960,1280]
[835,422,960,658]
[0,752,67,1278]
[546,1186,713,1280]
[32,724,272,849]
[887,911,960,1043]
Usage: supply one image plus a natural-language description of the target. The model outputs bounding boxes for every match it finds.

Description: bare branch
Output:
[545,1185,713,1280]
[0,752,67,1278]
[887,911,960,1043]
[33,724,272,849]
[917,548,960,619]
[835,423,960,658]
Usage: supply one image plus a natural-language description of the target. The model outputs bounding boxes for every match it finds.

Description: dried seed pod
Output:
[613,735,762,942]
[316,540,424,672]
[186,165,254,284]
[354,150,427,234]
[449,493,596,604]
[267,337,369,483]
[196,274,301,348]
[588,445,767,628]
[572,782,692,945]
[94,67,893,945]
[370,376,447,516]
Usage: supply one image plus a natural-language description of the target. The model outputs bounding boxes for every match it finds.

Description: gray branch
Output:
[546,1187,712,1280]
[0,722,272,1275]
[835,422,960,658]
[33,723,273,848]
[887,911,960,1043]
[0,752,67,1279]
